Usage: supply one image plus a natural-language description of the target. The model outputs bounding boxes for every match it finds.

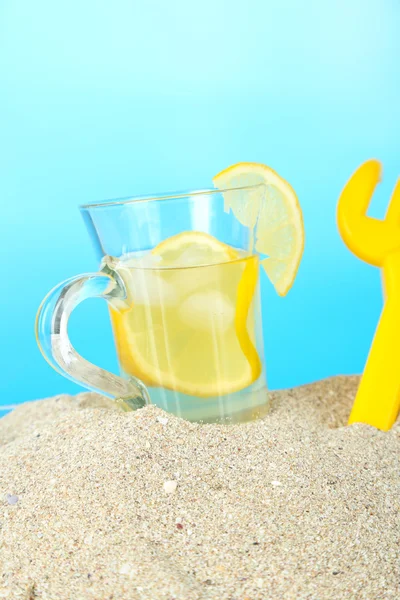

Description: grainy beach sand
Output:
[0,376,399,600]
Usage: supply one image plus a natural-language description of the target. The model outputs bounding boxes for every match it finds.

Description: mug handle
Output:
[35,267,150,411]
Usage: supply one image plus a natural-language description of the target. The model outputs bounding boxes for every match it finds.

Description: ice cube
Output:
[128,252,162,269]
[179,290,235,333]
[129,269,177,306]
[114,251,162,270]
[102,252,177,309]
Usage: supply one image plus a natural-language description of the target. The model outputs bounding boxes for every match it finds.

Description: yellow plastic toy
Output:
[337,159,400,431]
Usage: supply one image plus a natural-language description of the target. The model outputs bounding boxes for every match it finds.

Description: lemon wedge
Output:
[213,162,304,296]
[109,231,262,397]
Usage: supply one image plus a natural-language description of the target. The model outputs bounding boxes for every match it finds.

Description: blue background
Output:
[1,0,399,409]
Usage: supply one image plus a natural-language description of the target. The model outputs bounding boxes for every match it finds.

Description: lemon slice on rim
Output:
[109,231,262,397]
[213,162,304,296]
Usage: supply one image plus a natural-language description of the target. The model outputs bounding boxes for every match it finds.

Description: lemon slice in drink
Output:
[151,231,238,265]
[213,163,304,296]
[109,231,261,397]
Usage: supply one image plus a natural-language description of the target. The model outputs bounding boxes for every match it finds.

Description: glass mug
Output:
[36,185,269,423]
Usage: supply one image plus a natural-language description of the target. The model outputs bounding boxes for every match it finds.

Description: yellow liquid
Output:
[107,249,267,423]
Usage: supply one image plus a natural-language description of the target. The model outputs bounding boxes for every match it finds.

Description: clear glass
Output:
[36,184,268,423]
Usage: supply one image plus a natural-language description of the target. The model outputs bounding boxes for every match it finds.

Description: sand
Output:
[0,376,399,600]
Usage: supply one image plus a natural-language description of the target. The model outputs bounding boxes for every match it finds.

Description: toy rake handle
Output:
[338,159,400,430]
[348,251,400,430]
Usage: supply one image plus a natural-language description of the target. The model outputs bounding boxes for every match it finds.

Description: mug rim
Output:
[80,183,265,210]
